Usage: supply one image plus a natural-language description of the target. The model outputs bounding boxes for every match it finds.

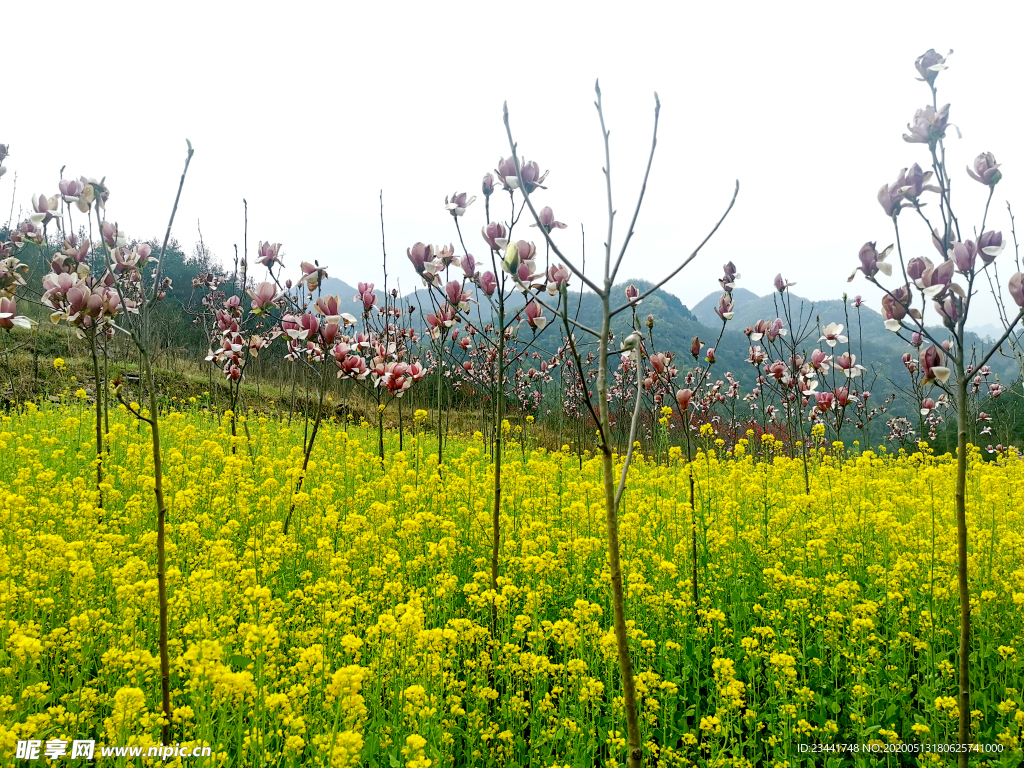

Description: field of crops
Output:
[0,404,1020,766]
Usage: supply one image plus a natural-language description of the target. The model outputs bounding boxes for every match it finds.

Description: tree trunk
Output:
[141,345,172,745]
[284,363,328,536]
[491,307,505,631]
[597,295,642,768]
[955,370,971,766]
[89,333,104,509]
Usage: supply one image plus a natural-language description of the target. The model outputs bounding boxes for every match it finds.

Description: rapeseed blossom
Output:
[0,405,1021,764]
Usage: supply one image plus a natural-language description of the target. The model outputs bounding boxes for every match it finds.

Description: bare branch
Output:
[614,350,645,510]
[595,79,615,284]
[502,101,604,295]
[976,309,1024,371]
[610,92,660,284]
[149,139,194,309]
[610,180,739,316]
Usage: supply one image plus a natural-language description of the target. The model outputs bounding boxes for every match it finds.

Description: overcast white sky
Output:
[4,0,1021,326]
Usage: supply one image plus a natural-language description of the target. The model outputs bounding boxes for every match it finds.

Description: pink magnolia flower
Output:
[546,264,570,295]
[915,49,950,85]
[505,241,538,288]
[30,194,60,225]
[899,163,939,198]
[70,177,101,213]
[818,322,847,347]
[300,261,328,290]
[814,391,835,412]
[482,173,495,196]
[920,259,954,297]
[977,231,1004,264]
[496,156,548,193]
[676,388,694,411]
[461,253,477,278]
[523,300,546,331]
[920,345,950,384]
[1009,272,1024,308]
[834,386,855,408]
[0,297,36,331]
[531,206,567,234]
[878,173,910,217]
[407,242,431,274]
[353,283,377,313]
[649,352,671,376]
[248,282,277,311]
[445,280,472,311]
[719,261,740,292]
[715,293,734,321]
[690,336,704,359]
[12,220,44,247]
[257,241,283,268]
[834,352,866,378]
[481,222,507,252]
[766,360,786,380]
[425,304,457,339]
[849,241,893,282]
[518,160,548,193]
[920,397,936,415]
[774,274,794,293]
[59,178,86,203]
[0,256,30,296]
[315,295,342,323]
[445,191,476,217]
[949,240,977,273]
[496,156,518,189]
[765,318,787,342]
[967,152,1001,187]
[247,333,273,358]
[881,289,913,332]
[810,349,832,372]
[101,222,126,248]
[479,271,497,296]
[903,104,951,147]
[337,353,370,380]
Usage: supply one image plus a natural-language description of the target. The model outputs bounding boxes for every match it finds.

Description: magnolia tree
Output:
[240,239,426,534]
[0,146,43,409]
[197,257,281,457]
[0,247,35,405]
[408,171,565,620]
[848,49,1024,762]
[20,142,200,745]
[505,82,739,768]
[0,144,40,408]
[656,265,739,615]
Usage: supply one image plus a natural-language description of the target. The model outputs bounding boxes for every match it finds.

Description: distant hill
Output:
[692,287,887,332]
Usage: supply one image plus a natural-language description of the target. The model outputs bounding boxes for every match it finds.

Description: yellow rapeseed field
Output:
[1,403,1023,766]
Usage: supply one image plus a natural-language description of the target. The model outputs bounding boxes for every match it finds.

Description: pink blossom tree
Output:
[505,82,738,768]
[848,49,1024,763]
